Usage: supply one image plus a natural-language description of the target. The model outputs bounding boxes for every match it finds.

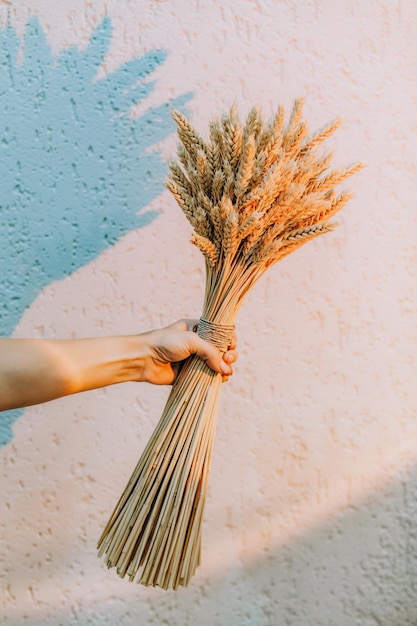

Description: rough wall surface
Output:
[1,1,417,625]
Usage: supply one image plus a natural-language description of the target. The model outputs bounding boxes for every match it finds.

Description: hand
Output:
[141,319,238,385]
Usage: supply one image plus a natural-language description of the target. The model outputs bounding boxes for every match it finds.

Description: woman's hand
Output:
[140,319,238,385]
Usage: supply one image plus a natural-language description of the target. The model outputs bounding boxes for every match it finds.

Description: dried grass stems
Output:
[98,101,362,590]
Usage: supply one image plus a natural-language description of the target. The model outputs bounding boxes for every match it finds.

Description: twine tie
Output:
[197,317,235,352]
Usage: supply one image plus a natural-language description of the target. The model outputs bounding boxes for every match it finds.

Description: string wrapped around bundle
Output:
[97,99,363,589]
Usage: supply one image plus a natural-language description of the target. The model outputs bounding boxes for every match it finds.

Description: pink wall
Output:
[2,1,417,624]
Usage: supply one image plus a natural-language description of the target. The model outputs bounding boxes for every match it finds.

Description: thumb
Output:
[188,333,231,375]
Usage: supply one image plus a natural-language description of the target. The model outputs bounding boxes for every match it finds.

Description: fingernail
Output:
[220,360,230,375]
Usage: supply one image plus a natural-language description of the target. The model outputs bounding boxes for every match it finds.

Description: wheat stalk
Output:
[98,101,363,589]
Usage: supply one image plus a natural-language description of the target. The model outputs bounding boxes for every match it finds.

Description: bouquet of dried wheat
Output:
[97,100,362,589]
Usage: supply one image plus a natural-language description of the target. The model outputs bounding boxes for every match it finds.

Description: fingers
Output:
[223,341,237,366]
[188,332,237,379]
[228,331,237,351]
[221,331,238,379]
[188,333,228,375]
[163,319,238,380]
[221,349,235,383]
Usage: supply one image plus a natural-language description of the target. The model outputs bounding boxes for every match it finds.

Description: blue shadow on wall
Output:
[0,17,190,446]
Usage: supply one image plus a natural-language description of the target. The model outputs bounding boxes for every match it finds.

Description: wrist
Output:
[116,334,151,384]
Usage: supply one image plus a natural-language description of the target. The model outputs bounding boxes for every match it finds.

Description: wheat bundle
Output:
[97,100,363,589]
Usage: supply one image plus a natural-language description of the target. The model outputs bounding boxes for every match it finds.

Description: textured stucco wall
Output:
[1,1,417,625]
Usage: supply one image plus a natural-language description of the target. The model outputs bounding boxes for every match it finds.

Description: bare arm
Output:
[0,319,236,412]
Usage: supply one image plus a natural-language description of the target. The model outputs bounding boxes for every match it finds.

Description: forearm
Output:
[0,320,236,411]
[0,336,147,411]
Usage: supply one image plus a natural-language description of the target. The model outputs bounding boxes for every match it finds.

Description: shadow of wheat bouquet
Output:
[97,100,363,589]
